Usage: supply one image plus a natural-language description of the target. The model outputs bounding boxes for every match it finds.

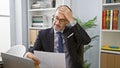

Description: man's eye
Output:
[59,19,65,22]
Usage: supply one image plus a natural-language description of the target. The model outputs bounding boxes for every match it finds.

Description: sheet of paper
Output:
[34,51,66,68]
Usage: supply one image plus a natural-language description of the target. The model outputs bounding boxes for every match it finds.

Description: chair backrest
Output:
[6,45,26,57]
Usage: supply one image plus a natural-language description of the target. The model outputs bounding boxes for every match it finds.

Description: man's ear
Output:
[66,23,71,27]
[66,20,69,24]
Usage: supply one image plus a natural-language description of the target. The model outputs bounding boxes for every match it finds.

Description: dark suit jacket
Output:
[30,23,91,68]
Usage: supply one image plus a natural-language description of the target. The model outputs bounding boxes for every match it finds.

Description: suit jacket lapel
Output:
[63,26,69,38]
[47,28,54,52]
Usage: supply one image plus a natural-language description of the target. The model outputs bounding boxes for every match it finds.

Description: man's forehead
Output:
[56,10,63,14]
[55,10,65,18]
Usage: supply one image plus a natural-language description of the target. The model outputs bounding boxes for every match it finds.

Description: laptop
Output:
[1,52,34,68]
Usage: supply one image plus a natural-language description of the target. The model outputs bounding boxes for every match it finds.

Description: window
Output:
[0,0,11,52]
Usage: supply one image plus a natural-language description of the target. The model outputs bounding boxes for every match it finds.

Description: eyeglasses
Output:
[53,17,66,23]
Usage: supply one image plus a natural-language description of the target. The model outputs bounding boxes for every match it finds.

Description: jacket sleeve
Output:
[69,23,91,45]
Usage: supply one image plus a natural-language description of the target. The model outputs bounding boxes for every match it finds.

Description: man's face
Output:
[53,10,68,31]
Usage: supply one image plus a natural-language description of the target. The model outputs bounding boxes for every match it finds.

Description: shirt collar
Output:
[53,27,64,34]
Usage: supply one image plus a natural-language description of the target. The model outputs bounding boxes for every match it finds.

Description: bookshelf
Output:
[101,0,120,68]
[101,0,120,53]
[27,0,71,46]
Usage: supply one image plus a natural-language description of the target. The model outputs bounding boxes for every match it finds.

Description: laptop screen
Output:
[1,53,34,68]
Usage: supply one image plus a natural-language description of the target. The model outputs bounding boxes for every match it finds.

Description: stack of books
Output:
[103,0,120,3]
[102,9,120,30]
[32,15,48,27]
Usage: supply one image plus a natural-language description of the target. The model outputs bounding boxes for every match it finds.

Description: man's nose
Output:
[55,21,60,24]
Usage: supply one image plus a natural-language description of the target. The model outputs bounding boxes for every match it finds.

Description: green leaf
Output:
[75,16,97,29]
[84,45,93,52]
[91,35,99,41]
[83,60,91,68]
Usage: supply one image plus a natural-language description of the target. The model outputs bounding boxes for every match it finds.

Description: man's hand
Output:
[24,52,40,65]
[58,5,74,23]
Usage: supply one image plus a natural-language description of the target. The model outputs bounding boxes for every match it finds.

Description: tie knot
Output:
[57,32,62,36]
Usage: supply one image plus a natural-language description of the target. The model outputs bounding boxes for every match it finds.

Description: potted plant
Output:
[75,16,99,68]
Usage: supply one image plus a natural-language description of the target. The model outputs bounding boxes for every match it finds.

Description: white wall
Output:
[72,0,102,68]
[0,0,11,52]
[0,18,11,52]
[13,0,28,48]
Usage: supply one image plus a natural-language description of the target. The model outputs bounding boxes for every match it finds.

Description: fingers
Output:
[24,52,40,65]
[57,6,74,23]
[32,56,40,65]
[58,6,71,14]
[59,5,71,11]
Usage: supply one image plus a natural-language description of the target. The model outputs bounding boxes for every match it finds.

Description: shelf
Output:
[101,50,120,54]
[102,30,120,32]
[29,27,50,30]
[28,8,56,12]
[103,3,120,6]
[101,1,120,68]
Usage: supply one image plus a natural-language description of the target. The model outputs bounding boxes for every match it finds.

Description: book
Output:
[102,45,120,51]
[114,0,120,3]
[103,0,106,4]
[52,0,56,8]
[106,10,111,29]
[102,10,107,29]
[118,12,120,30]
[112,9,119,30]
[111,0,116,3]
[110,10,113,29]
[106,0,111,3]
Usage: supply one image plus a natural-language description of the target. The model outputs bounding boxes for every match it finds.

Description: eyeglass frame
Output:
[52,15,67,23]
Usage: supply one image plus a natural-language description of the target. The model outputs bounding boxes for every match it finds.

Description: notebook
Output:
[1,53,34,68]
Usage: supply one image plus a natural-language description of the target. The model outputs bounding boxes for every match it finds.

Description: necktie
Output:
[57,32,63,53]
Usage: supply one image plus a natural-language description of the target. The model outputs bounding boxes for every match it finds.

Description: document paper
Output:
[34,51,66,68]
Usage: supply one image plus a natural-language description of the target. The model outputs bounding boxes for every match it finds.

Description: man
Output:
[25,5,91,68]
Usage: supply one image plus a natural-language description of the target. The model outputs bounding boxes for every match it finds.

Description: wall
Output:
[71,0,102,68]
[0,18,10,52]
[0,0,11,52]
[12,0,28,48]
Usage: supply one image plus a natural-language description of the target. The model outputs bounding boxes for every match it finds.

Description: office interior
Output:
[1,0,120,68]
